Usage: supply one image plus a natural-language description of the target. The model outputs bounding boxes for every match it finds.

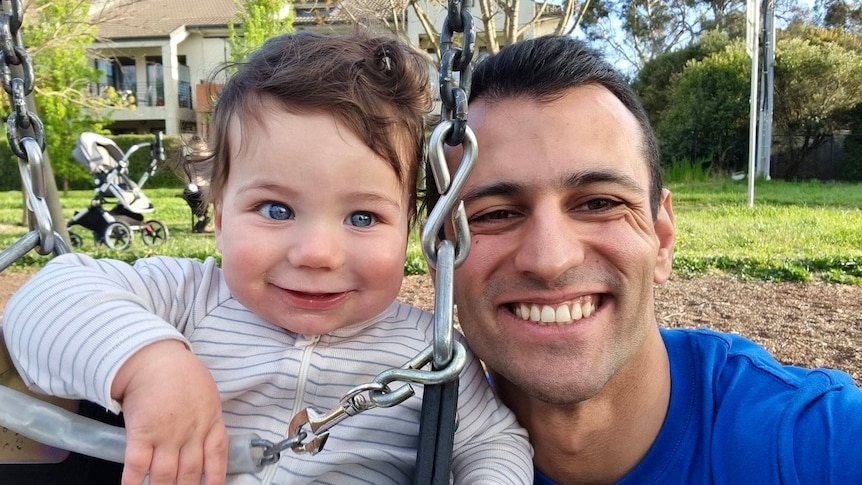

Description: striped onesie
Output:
[3,253,532,484]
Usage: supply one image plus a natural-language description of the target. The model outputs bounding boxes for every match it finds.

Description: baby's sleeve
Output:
[2,253,202,413]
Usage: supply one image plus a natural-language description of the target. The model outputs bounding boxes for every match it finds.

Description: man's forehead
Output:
[441,94,652,208]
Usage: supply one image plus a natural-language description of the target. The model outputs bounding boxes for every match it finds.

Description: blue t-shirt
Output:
[534,328,862,484]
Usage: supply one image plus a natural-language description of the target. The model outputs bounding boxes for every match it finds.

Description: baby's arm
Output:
[2,253,228,485]
[113,340,227,485]
[449,333,533,484]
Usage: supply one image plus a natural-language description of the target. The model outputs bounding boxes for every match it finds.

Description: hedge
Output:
[0,134,187,191]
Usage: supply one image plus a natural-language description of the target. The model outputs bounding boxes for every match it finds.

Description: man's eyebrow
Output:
[565,170,644,195]
[460,169,645,203]
[460,181,526,204]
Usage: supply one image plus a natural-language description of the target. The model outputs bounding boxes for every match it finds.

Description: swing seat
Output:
[0,329,79,464]
[0,326,125,484]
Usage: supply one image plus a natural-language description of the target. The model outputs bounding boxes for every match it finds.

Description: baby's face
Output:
[214,109,410,334]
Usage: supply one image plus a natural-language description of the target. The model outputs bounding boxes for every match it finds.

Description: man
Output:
[430,35,862,484]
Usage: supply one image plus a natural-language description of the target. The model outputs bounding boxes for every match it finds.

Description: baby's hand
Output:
[112,340,228,485]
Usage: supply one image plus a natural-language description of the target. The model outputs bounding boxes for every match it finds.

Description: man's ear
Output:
[654,188,675,284]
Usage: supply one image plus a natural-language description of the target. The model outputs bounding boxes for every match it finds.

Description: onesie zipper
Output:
[259,333,320,485]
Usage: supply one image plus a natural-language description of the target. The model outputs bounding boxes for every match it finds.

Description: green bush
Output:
[0,134,187,192]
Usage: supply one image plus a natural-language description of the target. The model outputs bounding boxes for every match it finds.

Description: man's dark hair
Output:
[424,35,663,219]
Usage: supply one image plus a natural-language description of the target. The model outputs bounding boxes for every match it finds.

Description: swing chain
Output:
[0,0,65,258]
[437,0,475,147]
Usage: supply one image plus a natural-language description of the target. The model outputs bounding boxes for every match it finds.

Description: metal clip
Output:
[287,382,389,455]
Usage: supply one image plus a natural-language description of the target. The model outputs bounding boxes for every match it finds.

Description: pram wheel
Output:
[103,221,132,250]
[68,232,84,248]
[141,220,169,247]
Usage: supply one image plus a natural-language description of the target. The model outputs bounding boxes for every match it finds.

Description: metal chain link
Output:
[0,0,68,261]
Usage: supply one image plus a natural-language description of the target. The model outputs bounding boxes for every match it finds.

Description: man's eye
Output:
[470,209,517,223]
[576,198,620,211]
[347,211,376,227]
[259,202,293,220]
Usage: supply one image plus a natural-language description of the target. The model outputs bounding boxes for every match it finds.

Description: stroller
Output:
[66,132,169,250]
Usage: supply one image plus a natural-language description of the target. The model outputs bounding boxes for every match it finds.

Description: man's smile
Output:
[509,295,602,325]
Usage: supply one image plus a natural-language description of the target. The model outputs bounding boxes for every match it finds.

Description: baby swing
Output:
[0,0,477,483]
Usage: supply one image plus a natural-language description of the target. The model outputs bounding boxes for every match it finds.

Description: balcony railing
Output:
[91,81,193,109]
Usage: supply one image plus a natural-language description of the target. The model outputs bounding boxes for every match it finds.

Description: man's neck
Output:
[493,328,671,485]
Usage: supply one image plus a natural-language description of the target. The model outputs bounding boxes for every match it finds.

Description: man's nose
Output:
[286,223,345,270]
[513,206,585,282]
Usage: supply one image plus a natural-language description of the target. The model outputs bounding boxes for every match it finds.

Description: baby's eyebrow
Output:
[234,180,286,195]
[349,192,403,210]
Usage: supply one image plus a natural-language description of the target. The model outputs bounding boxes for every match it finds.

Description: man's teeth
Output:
[514,299,595,325]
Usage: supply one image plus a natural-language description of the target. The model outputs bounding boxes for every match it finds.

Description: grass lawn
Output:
[0,179,860,283]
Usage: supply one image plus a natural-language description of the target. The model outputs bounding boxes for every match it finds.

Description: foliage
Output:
[647,23,862,181]
[842,104,862,181]
[772,32,862,179]
[14,0,111,189]
[656,43,750,173]
[662,158,716,183]
[578,0,801,73]
[1,181,860,283]
[582,0,694,71]
[0,134,185,191]
[816,0,862,34]
[634,30,731,128]
[227,0,295,63]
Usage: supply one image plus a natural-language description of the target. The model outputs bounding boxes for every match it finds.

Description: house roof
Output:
[94,0,241,39]
[94,0,396,40]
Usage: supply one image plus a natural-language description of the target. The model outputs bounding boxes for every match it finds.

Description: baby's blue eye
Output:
[259,202,293,220]
[348,212,375,227]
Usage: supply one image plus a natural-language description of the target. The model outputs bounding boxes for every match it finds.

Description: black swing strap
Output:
[414,1,478,479]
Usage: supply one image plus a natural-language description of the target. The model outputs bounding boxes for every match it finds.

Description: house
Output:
[89,0,563,137]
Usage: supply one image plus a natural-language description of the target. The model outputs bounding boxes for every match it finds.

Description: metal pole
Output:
[746,0,761,207]
[25,96,71,247]
[760,0,775,180]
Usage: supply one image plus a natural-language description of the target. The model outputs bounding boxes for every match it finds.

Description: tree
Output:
[332,0,595,58]
[656,43,751,173]
[579,0,801,73]
[14,0,113,190]
[634,29,731,128]
[228,0,296,63]
[841,102,862,181]
[817,0,862,34]
[772,32,862,179]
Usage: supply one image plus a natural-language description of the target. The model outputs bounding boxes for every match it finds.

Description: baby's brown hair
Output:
[205,31,433,225]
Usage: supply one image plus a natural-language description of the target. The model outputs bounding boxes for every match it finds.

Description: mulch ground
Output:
[2,271,860,385]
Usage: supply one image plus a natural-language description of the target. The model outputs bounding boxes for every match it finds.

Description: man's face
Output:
[448,85,675,404]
